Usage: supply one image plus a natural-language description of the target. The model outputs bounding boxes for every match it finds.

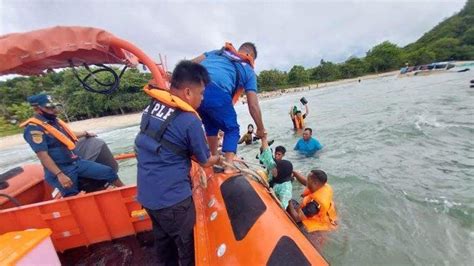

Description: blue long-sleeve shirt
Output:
[294,137,323,157]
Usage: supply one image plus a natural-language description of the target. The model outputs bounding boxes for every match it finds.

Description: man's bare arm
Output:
[246,91,265,137]
[292,170,307,186]
[191,54,206,64]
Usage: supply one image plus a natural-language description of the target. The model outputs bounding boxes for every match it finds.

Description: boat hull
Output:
[1,163,328,265]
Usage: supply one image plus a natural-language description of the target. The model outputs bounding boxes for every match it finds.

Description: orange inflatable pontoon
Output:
[0,26,329,265]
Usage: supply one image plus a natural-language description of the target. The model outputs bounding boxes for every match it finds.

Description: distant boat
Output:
[399,61,456,77]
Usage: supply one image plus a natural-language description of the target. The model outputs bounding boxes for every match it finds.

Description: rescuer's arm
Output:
[188,118,222,168]
[246,91,266,138]
[36,151,73,188]
[191,54,206,64]
[74,131,96,138]
[292,170,307,186]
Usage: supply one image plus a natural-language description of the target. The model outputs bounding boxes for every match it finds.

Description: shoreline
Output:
[0,70,398,150]
[256,70,399,101]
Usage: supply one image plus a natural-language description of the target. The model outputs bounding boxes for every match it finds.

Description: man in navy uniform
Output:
[135,61,221,266]
[22,93,124,197]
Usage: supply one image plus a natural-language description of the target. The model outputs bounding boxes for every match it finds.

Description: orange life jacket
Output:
[143,85,200,118]
[301,184,338,232]
[220,42,255,105]
[20,117,78,150]
[293,115,305,129]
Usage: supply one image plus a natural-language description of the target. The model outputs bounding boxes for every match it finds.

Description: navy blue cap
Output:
[27,93,58,108]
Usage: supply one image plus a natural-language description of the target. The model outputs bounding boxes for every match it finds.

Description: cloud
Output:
[0,0,466,72]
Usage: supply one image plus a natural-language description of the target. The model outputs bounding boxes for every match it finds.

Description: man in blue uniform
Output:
[135,61,221,266]
[22,93,123,197]
[294,128,323,157]
[192,43,266,172]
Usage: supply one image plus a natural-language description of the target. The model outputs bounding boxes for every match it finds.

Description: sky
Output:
[0,0,467,72]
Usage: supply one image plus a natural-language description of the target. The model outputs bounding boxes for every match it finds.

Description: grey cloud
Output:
[0,0,466,72]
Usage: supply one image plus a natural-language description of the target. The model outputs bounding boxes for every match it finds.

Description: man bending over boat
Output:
[287,169,338,232]
[192,42,266,173]
[135,61,221,266]
[22,94,124,197]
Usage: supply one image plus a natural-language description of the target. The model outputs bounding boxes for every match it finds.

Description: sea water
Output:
[1,72,472,265]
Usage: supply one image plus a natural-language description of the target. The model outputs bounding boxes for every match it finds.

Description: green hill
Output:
[403,0,474,64]
[258,0,474,89]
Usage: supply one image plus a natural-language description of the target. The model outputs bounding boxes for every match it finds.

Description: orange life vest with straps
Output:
[142,84,202,158]
[301,184,338,232]
[20,117,78,150]
[293,115,305,129]
[219,42,255,105]
[143,85,200,117]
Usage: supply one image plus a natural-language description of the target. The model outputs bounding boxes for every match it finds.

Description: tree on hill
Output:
[310,59,343,82]
[288,65,310,86]
[365,41,403,72]
[339,57,368,79]
[257,69,288,90]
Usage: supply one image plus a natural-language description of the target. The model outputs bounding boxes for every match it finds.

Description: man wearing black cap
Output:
[22,93,124,197]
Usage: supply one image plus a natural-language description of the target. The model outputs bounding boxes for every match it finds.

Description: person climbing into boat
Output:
[274,145,287,161]
[258,136,294,209]
[21,93,124,197]
[290,102,309,130]
[294,127,323,157]
[287,169,338,232]
[192,42,266,173]
[135,61,222,266]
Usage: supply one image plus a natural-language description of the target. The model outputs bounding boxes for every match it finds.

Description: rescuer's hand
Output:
[57,172,73,189]
[85,131,97,138]
[256,128,266,139]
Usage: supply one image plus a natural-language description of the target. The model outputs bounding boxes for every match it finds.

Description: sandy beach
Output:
[0,70,398,150]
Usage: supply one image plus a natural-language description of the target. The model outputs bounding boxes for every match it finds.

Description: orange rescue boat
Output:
[0,26,329,265]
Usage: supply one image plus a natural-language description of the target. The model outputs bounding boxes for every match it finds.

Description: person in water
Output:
[288,169,338,232]
[258,137,294,209]
[22,93,124,197]
[135,61,221,266]
[294,127,323,156]
[238,123,263,145]
[290,103,309,130]
[274,145,286,161]
[192,42,266,173]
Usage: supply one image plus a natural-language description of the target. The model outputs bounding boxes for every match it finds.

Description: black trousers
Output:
[145,196,196,266]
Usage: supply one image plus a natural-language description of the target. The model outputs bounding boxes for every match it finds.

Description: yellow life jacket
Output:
[293,115,305,129]
[220,42,255,105]
[301,184,338,232]
[143,85,200,117]
[20,117,78,150]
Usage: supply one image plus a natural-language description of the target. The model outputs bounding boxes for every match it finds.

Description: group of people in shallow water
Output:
[22,42,336,265]
[233,97,333,230]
